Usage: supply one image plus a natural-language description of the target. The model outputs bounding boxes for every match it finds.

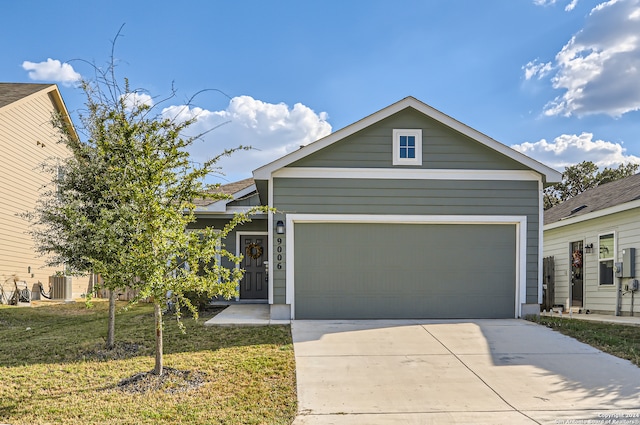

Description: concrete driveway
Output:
[291,319,640,425]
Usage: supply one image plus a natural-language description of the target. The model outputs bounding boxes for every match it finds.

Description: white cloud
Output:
[535,0,640,117]
[162,95,332,183]
[22,58,81,86]
[523,59,553,80]
[532,0,580,10]
[565,0,580,11]
[121,92,154,110]
[512,133,640,169]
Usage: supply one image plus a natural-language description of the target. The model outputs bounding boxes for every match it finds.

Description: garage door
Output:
[293,222,516,319]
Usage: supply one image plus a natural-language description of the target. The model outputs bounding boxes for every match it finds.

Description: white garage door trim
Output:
[285,214,527,319]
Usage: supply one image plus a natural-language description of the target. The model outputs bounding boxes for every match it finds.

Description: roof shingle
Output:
[544,173,640,225]
[0,83,54,109]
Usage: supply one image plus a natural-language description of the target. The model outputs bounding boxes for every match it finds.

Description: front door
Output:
[239,235,268,299]
[570,241,584,307]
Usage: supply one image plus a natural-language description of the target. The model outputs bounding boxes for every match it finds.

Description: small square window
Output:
[393,129,422,165]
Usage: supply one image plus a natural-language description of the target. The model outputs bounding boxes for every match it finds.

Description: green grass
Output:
[0,300,297,425]
[529,315,640,367]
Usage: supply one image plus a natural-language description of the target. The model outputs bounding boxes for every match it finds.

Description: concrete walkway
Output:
[291,319,640,425]
[541,310,640,326]
[203,304,290,326]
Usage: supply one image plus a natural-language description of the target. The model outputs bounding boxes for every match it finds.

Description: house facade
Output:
[0,83,89,300]
[543,173,640,316]
[201,97,561,320]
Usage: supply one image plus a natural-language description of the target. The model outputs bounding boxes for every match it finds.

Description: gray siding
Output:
[290,108,529,171]
[227,192,262,207]
[188,218,267,269]
[272,178,540,305]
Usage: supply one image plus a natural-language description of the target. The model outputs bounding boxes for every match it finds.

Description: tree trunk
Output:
[107,289,117,350]
[154,302,163,375]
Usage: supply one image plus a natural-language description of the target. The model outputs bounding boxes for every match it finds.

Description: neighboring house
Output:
[543,173,640,316]
[198,96,561,319]
[0,83,87,300]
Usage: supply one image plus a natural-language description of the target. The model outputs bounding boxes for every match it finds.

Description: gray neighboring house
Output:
[543,173,640,316]
[198,96,562,320]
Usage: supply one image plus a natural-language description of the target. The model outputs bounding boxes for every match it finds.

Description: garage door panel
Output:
[294,223,516,319]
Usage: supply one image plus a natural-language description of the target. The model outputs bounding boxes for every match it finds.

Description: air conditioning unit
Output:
[49,276,73,302]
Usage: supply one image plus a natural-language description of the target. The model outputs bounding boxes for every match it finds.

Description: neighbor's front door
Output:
[570,240,584,307]
[240,235,268,299]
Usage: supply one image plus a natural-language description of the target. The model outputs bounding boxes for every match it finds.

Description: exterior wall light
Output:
[276,220,285,234]
[584,243,594,254]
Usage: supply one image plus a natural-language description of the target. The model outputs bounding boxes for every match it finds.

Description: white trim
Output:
[268,177,274,304]
[538,179,544,304]
[545,199,640,230]
[597,231,616,287]
[272,167,543,181]
[285,214,527,319]
[253,97,561,183]
[236,231,269,301]
[392,129,422,166]
[195,207,266,216]
[195,184,257,213]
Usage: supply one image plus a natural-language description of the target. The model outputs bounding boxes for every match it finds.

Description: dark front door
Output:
[240,235,268,299]
[570,241,584,307]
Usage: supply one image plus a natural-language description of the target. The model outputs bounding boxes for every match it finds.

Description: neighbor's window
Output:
[392,129,422,166]
[599,232,615,285]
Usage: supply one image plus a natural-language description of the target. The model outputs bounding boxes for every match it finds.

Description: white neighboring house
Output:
[543,173,640,316]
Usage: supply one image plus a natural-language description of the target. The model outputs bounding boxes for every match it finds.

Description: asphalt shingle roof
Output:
[193,177,255,207]
[0,83,53,109]
[544,173,640,225]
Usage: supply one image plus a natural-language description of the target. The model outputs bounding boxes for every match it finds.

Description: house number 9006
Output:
[276,236,283,270]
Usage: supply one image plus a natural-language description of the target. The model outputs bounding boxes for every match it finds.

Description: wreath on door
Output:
[572,249,583,268]
[245,243,263,259]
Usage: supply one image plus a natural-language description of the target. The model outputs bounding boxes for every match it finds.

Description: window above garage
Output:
[392,129,422,166]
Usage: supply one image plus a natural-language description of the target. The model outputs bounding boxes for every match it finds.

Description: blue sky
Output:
[3,0,640,183]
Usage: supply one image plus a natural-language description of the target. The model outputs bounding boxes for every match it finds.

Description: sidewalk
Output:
[540,310,640,326]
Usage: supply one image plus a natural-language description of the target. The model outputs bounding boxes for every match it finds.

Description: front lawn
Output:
[0,300,296,425]
[529,315,640,367]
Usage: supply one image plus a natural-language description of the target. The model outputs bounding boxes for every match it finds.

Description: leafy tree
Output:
[28,65,263,374]
[544,161,639,209]
[25,99,137,348]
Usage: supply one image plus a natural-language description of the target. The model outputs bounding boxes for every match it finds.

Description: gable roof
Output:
[544,173,640,226]
[0,83,77,142]
[253,96,562,183]
[0,83,55,109]
[194,177,256,211]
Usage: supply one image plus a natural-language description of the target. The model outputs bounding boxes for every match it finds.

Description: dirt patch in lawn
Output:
[116,367,207,394]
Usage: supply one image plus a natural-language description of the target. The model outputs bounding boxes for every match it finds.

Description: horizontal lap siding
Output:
[0,91,80,296]
[188,218,268,270]
[273,178,540,305]
[544,208,640,314]
[290,108,530,171]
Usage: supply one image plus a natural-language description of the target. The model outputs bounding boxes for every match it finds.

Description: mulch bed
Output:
[116,367,207,394]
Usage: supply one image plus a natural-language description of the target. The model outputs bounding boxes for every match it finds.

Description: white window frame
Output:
[392,129,422,166]
[598,231,615,286]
